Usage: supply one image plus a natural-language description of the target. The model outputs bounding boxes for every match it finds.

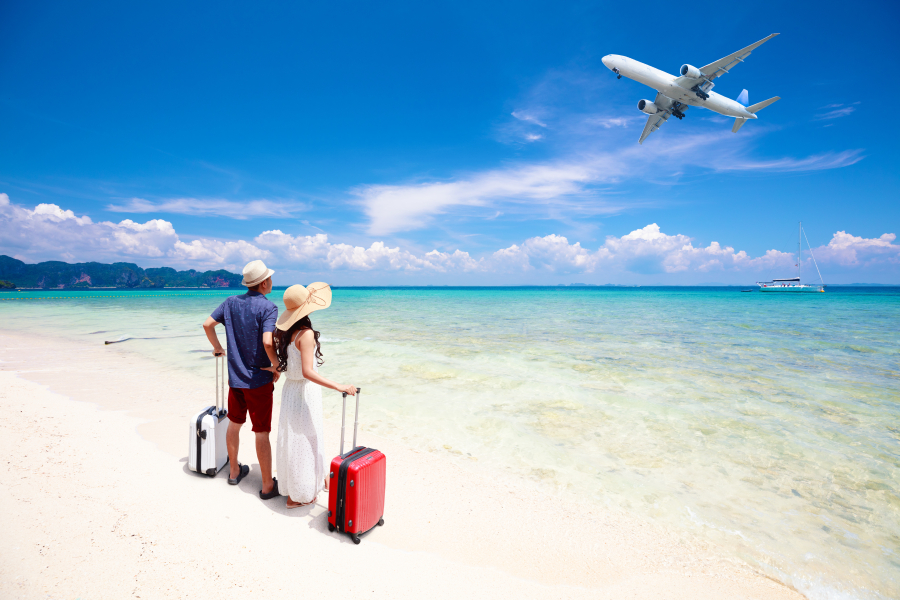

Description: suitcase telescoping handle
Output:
[215,354,226,415]
[339,387,362,457]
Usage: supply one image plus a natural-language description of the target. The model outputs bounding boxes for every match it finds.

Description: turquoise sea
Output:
[2,286,898,599]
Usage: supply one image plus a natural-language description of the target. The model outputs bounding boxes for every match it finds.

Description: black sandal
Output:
[259,478,280,500]
[228,464,249,486]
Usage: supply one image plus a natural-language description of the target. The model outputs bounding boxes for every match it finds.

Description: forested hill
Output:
[0,255,242,289]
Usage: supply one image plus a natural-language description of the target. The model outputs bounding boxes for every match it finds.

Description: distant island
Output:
[0,255,242,289]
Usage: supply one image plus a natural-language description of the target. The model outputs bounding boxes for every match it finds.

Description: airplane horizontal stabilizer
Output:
[732,117,747,133]
[747,96,780,114]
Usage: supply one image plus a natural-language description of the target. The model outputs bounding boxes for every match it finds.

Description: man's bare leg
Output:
[256,431,274,494]
[227,420,242,479]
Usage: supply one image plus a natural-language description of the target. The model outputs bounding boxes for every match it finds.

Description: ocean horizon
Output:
[3,284,898,291]
[2,286,898,599]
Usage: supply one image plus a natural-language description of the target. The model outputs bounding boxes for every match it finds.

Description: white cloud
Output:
[491,234,601,273]
[0,193,266,269]
[713,149,865,173]
[172,239,271,264]
[424,248,481,272]
[108,219,180,258]
[601,224,789,274]
[106,197,307,219]
[511,111,547,128]
[0,193,181,262]
[487,225,777,275]
[355,160,612,235]
[1,194,896,281]
[31,203,94,225]
[485,225,898,278]
[584,116,634,129]
[504,111,551,143]
[253,230,479,272]
[815,231,900,266]
[815,103,858,121]
[354,136,864,235]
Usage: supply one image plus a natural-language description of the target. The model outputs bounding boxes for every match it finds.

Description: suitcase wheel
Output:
[328,523,335,533]
[351,535,361,545]
[378,518,384,527]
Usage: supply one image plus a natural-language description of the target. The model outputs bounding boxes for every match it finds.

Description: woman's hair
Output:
[274,316,324,373]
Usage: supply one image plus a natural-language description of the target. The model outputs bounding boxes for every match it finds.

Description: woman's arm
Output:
[296,330,355,395]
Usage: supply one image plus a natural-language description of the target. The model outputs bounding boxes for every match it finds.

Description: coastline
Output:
[0,329,804,599]
[1,287,235,291]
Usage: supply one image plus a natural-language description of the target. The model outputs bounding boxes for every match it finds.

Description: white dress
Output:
[276,342,325,503]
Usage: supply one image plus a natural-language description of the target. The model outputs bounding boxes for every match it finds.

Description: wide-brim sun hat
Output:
[276,283,332,331]
[242,259,275,287]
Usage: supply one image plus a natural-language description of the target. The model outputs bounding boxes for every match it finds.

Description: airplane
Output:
[602,34,781,144]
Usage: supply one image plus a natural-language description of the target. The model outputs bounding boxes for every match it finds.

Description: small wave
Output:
[104,333,199,345]
[686,507,875,600]
[783,572,871,600]
[848,345,877,353]
[685,506,752,542]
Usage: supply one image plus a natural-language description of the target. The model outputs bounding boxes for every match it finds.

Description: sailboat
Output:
[758,222,825,293]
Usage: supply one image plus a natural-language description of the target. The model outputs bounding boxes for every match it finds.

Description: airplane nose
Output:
[602,55,612,69]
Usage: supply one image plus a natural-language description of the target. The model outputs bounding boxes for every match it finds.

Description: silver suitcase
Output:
[188,355,230,476]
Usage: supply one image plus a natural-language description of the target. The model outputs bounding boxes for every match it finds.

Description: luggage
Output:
[188,355,230,476]
[327,388,386,544]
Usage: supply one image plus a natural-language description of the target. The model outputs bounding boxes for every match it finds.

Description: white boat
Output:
[758,222,825,293]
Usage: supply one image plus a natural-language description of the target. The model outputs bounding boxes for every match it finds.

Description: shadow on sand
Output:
[180,457,367,545]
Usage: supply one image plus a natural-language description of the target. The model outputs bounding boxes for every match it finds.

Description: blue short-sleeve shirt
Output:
[210,291,279,389]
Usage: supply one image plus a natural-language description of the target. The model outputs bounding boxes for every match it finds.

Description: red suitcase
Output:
[327,388,386,544]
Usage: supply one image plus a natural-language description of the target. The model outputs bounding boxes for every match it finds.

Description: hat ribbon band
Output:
[293,285,330,311]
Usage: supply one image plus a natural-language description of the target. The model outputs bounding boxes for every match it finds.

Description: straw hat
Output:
[242,260,275,287]
[276,283,332,331]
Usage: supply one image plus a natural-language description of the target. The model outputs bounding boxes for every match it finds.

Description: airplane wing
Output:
[639,112,669,144]
[699,33,779,81]
[639,93,689,144]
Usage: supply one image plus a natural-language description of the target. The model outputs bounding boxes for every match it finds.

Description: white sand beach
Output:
[0,330,804,599]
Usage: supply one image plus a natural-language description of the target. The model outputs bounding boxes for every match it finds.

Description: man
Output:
[203,259,281,500]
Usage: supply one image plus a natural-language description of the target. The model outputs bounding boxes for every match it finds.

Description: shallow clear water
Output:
[2,286,898,599]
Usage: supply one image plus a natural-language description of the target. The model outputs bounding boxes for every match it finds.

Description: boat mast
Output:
[802,227,825,285]
[798,221,801,283]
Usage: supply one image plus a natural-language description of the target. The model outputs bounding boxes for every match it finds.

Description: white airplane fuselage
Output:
[601,55,755,119]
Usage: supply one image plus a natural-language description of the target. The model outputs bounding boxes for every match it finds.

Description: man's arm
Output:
[203,316,225,356]
[262,331,280,383]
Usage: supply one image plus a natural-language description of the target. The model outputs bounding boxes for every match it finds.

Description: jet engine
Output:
[680,64,702,78]
[637,99,659,115]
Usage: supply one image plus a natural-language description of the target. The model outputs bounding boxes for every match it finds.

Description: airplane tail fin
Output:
[736,89,748,106]
[734,96,779,133]
[746,96,780,114]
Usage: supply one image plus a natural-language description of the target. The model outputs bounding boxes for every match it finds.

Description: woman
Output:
[274,283,356,509]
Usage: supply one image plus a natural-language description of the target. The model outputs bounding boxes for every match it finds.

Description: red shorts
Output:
[228,383,274,433]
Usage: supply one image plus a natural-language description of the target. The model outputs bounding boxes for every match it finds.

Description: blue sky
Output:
[1,0,898,284]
